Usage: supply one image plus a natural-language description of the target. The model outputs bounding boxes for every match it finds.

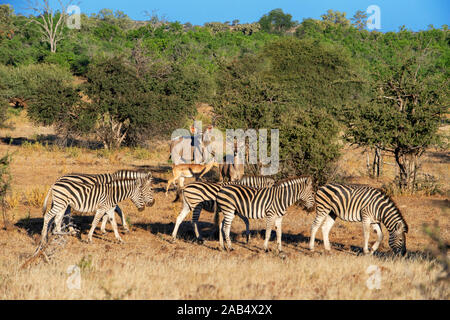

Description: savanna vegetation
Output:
[0,3,448,300]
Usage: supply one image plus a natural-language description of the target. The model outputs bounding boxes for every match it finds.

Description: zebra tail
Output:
[172,188,182,203]
[42,187,52,215]
[172,187,183,203]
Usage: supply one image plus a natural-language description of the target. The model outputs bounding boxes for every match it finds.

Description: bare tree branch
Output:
[25,0,71,53]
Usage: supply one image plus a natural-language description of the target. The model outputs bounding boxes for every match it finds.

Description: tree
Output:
[213,38,362,184]
[344,43,449,191]
[26,0,72,53]
[0,4,14,39]
[82,57,146,149]
[321,9,350,27]
[351,10,368,30]
[83,56,198,148]
[258,8,297,34]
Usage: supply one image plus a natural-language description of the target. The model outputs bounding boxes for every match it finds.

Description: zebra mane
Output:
[112,170,152,181]
[274,176,311,187]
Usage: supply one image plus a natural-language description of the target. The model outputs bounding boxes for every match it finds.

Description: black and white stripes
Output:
[216,176,315,252]
[171,175,276,242]
[309,183,408,255]
[39,171,154,247]
[56,171,150,234]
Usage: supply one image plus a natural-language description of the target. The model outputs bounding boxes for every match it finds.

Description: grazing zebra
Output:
[309,183,408,255]
[171,176,276,242]
[216,176,315,252]
[53,170,151,234]
[38,172,154,248]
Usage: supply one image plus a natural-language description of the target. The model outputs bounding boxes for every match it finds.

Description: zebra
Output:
[38,172,154,248]
[52,170,151,235]
[216,176,315,252]
[171,175,276,243]
[309,183,408,255]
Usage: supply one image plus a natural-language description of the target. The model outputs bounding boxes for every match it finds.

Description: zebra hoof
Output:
[196,238,204,245]
[169,237,176,244]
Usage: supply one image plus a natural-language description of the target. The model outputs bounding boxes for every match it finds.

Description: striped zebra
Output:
[171,176,276,243]
[309,183,408,255]
[38,171,154,248]
[57,170,150,234]
[216,176,315,252]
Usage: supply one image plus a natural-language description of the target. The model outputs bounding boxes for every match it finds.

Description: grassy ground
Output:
[0,110,448,299]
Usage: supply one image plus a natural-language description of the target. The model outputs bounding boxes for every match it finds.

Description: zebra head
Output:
[131,173,155,211]
[299,177,315,212]
[388,221,408,256]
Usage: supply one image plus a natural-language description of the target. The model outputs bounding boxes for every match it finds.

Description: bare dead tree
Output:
[26,0,74,53]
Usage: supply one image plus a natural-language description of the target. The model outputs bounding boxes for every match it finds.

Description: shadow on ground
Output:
[14,216,436,262]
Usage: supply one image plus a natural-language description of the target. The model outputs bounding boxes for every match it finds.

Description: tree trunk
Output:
[372,147,382,178]
[394,148,421,192]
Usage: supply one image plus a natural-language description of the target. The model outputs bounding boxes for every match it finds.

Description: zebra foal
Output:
[171,175,276,243]
[309,183,408,255]
[216,176,315,252]
[38,172,155,248]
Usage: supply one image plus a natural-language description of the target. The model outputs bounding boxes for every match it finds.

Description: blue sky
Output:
[3,0,449,32]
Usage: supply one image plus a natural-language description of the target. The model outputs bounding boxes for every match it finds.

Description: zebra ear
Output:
[395,222,408,233]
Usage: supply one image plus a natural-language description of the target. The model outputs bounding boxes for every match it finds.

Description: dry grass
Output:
[0,112,448,300]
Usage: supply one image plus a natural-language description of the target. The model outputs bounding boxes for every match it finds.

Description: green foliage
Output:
[213,38,358,184]
[342,36,449,190]
[351,10,368,30]
[0,4,14,39]
[0,5,447,191]
[82,56,197,148]
[258,8,298,34]
[321,9,351,27]
[0,63,73,102]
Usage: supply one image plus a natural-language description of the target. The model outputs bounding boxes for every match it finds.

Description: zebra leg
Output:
[116,206,129,232]
[219,215,225,251]
[39,204,61,246]
[275,216,283,253]
[87,209,107,243]
[191,205,203,242]
[223,212,235,251]
[370,223,383,254]
[321,214,336,252]
[236,213,250,243]
[263,215,276,252]
[62,207,77,235]
[171,201,191,241]
[106,207,123,243]
[309,211,329,251]
[53,206,69,235]
[362,219,372,255]
[100,213,108,234]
